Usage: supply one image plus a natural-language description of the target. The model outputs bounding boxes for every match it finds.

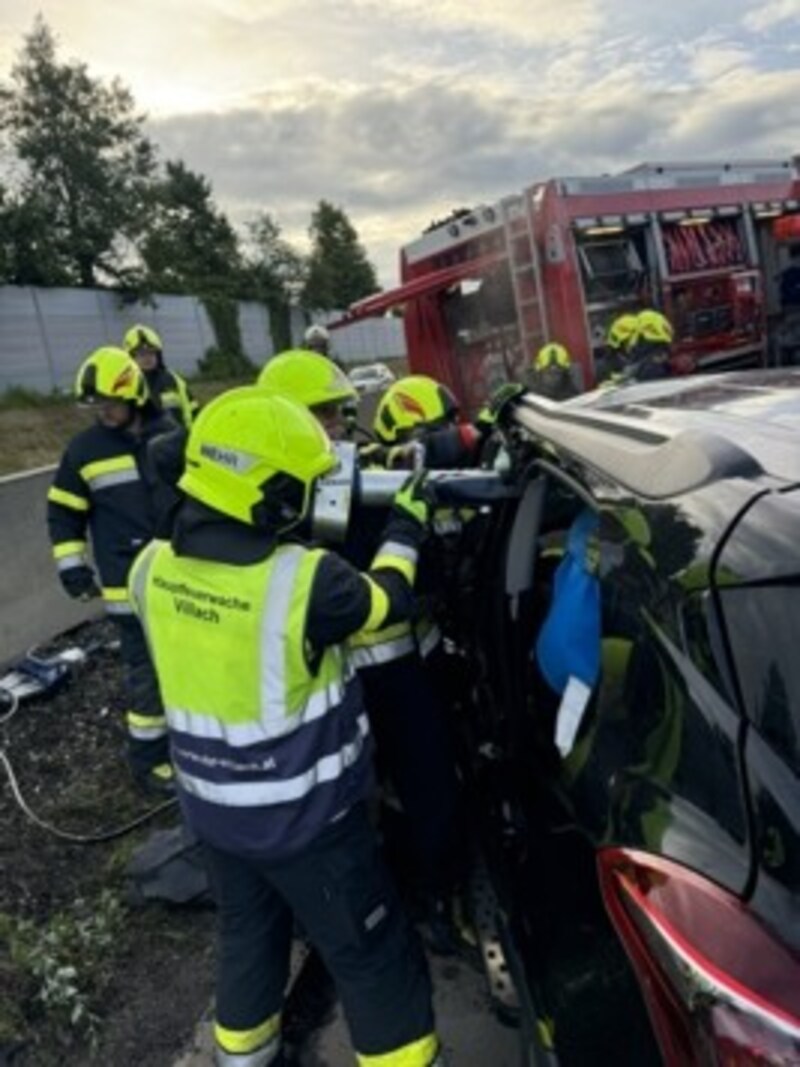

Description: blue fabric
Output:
[535,509,601,695]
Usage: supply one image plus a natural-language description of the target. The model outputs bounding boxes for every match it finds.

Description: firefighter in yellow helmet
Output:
[124,323,199,428]
[128,386,442,1067]
[258,356,469,953]
[46,348,179,794]
[373,374,480,469]
[529,342,578,401]
[256,347,357,439]
[627,308,675,382]
[599,313,639,384]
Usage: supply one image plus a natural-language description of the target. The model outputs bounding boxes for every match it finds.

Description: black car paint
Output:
[452,370,800,1061]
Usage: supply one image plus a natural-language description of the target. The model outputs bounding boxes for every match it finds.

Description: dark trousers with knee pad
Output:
[360,653,467,899]
[204,802,436,1060]
[113,614,169,777]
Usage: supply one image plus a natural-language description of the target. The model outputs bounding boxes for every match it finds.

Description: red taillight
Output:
[598,848,800,1066]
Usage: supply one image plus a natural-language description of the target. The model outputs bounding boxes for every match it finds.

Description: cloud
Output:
[743,0,800,32]
[353,0,601,46]
[150,64,800,283]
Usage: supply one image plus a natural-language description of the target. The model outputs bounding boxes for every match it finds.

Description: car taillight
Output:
[597,848,800,1066]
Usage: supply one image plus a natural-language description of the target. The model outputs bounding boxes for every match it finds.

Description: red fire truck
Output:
[339,158,800,413]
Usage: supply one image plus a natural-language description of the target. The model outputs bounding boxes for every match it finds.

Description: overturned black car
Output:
[439,370,800,1066]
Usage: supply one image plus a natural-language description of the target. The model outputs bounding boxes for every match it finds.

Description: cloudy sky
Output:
[1,1,799,284]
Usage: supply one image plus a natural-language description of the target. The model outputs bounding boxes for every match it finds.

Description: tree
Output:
[0,187,74,286]
[242,212,306,305]
[302,200,379,311]
[240,212,307,352]
[0,17,155,287]
[139,159,243,296]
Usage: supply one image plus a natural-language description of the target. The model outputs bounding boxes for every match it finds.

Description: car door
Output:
[716,486,800,953]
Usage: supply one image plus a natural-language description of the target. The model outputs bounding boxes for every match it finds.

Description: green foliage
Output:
[239,212,306,354]
[0,187,76,286]
[139,160,243,298]
[0,17,155,287]
[302,199,379,311]
[2,890,125,1048]
[198,293,254,378]
[0,386,70,410]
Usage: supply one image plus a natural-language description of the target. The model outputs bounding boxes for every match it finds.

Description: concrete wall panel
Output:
[0,467,99,668]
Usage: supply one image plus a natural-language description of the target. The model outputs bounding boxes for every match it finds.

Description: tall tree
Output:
[240,212,307,352]
[0,187,74,286]
[302,200,379,311]
[0,17,155,287]
[140,159,242,296]
[241,212,306,305]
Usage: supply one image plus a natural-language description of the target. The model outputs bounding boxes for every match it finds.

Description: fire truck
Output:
[340,157,800,413]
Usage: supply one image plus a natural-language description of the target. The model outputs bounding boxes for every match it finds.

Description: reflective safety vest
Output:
[148,368,198,429]
[129,540,372,858]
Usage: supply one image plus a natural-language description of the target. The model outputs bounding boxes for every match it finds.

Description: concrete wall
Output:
[0,287,407,394]
[0,286,272,393]
[0,466,99,668]
[301,309,407,366]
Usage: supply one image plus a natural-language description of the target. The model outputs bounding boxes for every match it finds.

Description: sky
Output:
[1,1,799,286]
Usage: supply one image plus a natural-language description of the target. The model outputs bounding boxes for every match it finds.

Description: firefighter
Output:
[123,323,199,428]
[529,342,578,401]
[259,356,469,954]
[256,347,356,438]
[373,374,481,470]
[370,375,473,949]
[46,347,176,794]
[128,387,442,1067]
[627,309,675,381]
[599,313,639,384]
[303,323,332,357]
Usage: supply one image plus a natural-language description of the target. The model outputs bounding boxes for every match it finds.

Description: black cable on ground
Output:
[1,636,177,843]
[0,746,177,844]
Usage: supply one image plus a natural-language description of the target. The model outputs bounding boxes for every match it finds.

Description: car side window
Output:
[721,586,800,777]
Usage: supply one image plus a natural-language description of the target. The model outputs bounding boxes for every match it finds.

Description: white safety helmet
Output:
[303,324,331,353]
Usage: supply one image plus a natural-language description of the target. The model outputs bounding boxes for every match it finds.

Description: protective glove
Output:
[60,565,101,602]
[386,441,425,470]
[358,441,389,468]
[392,470,431,528]
[488,381,526,421]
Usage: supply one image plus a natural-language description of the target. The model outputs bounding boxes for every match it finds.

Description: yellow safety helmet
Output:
[373,374,458,444]
[635,309,674,346]
[256,349,356,409]
[179,386,336,530]
[606,314,639,352]
[534,343,572,371]
[123,324,163,354]
[75,347,148,407]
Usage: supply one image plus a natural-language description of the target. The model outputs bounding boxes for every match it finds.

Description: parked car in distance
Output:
[348,361,396,395]
[442,369,800,1066]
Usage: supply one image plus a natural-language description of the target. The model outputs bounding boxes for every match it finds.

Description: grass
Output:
[0,378,250,477]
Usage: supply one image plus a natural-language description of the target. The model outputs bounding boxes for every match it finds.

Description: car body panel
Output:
[348,362,396,395]
[464,371,800,1058]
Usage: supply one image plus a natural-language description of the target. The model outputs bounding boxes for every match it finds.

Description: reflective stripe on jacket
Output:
[129,540,373,858]
[46,415,174,594]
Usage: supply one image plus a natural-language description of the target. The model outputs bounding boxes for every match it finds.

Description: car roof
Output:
[513,370,800,499]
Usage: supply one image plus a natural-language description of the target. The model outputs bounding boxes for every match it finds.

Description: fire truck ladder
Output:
[500,193,548,366]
